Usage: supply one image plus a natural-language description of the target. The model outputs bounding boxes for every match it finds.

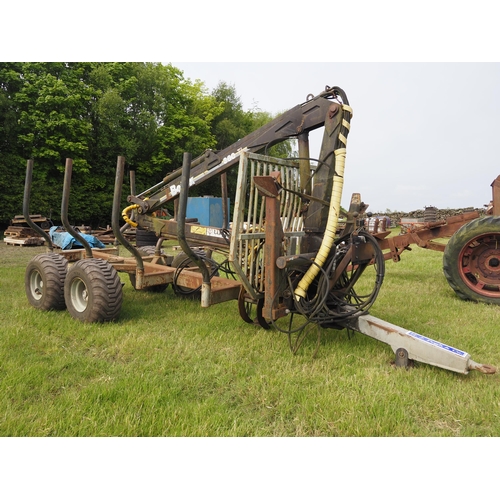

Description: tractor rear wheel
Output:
[443,216,500,305]
[25,253,68,310]
[64,258,123,322]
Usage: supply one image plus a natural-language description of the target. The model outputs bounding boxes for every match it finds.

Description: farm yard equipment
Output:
[370,208,500,305]
[22,86,498,375]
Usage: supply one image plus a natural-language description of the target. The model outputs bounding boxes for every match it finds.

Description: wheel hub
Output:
[477,249,500,278]
[460,234,500,294]
[70,278,89,312]
[30,271,43,299]
[488,257,500,268]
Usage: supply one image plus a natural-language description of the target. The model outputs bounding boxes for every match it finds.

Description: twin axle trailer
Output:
[22,86,498,376]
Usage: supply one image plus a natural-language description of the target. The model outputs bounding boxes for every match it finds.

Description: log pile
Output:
[370,207,487,225]
[3,226,46,246]
[3,214,49,246]
[4,226,41,239]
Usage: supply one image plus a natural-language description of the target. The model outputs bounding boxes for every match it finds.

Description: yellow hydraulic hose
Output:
[122,204,139,228]
[294,104,353,300]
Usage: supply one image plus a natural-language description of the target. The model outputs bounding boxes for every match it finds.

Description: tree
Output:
[0,63,26,217]
[193,82,296,201]
[210,81,252,150]
[0,63,223,227]
[211,81,296,157]
[0,63,290,229]
[0,63,96,225]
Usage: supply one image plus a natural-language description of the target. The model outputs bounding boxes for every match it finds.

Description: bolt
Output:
[329,103,340,119]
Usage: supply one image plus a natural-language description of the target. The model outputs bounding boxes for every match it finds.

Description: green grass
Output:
[1,238,500,437]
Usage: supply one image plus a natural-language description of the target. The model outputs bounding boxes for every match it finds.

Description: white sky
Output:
[5,3,500,214]
[172,62,500,213]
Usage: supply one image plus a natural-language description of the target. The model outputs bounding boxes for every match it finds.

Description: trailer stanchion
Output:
[112,156,145,288]
[61,158,93,258]
[23,159,54,249]
[176,152,211,307]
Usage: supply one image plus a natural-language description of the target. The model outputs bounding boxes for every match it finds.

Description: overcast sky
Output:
[172,62,500,213]
[6,2,499,214]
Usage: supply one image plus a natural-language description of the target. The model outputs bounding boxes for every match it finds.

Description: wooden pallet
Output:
[4,226,41,238]
[3,236,45,246]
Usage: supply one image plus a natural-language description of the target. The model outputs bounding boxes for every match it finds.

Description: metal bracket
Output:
[394,348,413,369]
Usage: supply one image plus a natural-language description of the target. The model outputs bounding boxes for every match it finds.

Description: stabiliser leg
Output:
[344,314,496,375]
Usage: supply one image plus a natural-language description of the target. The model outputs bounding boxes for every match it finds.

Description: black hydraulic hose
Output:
[61,158,93,258]
[176,152,211,295]
[23,159,53,250]
[331,86,350,106]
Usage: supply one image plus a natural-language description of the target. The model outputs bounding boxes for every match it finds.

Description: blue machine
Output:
[186,197,230,228]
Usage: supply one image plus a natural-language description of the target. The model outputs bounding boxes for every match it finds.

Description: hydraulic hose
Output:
[122,204,139,227]
[294,103,353,300]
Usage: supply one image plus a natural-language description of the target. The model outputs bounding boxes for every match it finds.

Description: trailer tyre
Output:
[443,216,500,305]
[137,245,164,257]
[64,258,123,322]
[171,249,208,269]
[25,253,68,310]
[135,228,159,247]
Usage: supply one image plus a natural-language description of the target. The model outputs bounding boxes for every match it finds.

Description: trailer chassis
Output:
[22,153,496,375]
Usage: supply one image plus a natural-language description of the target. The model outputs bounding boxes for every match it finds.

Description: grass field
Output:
[1,235,500,437]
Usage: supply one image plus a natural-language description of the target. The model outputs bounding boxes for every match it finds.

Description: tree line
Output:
[0,62,290,228]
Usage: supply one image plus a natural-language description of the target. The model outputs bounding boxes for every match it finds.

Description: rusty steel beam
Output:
[374,211,480,262]
[253,173,288,321]
[140,218,232,250]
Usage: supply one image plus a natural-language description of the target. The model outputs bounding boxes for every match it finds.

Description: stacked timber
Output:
[3,214,48,246]
[4,228,46,246]
[371,207,486,225]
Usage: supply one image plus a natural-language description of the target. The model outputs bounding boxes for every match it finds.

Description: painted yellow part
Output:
[122,204,139,228]
[191,226,207,235]
[343,104,353,115]
[294,146,347,300]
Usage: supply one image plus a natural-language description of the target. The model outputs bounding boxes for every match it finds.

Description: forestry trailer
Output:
[22,86,499,375]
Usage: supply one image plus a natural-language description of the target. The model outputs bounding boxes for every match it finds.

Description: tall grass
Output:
[1,238,499,437]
